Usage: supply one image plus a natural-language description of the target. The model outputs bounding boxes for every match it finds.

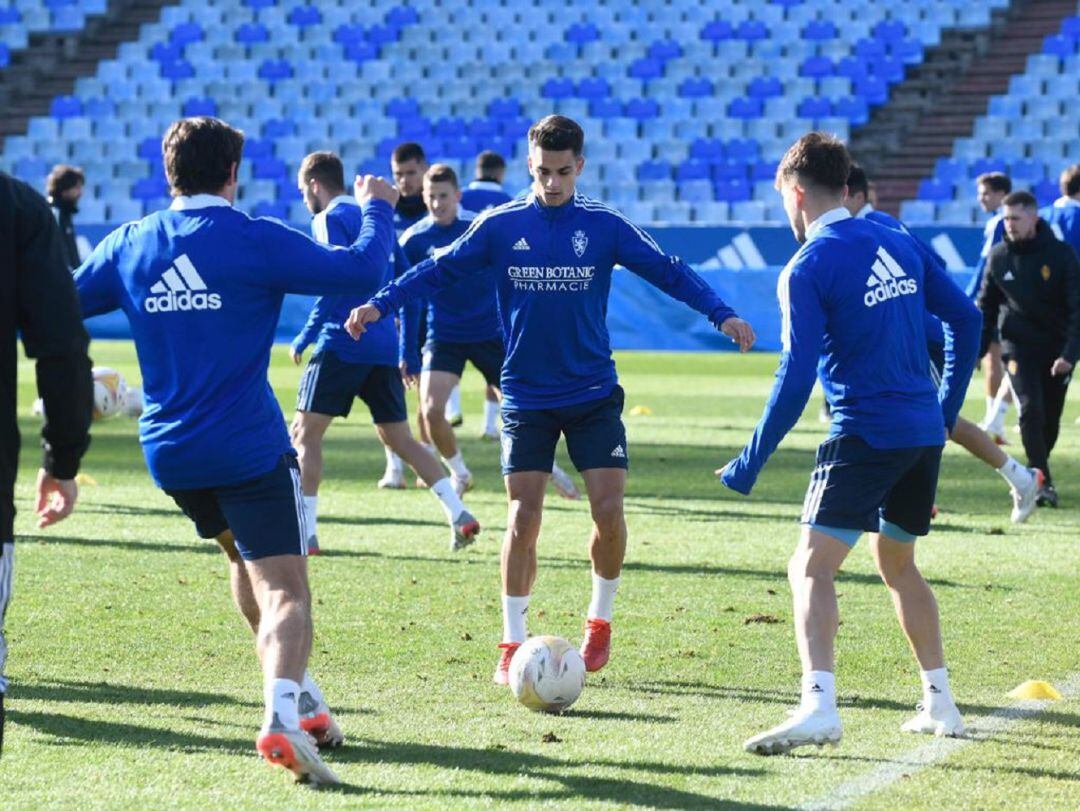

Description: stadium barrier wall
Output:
[79,224,982,353]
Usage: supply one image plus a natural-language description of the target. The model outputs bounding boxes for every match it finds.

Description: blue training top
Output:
[721,208,981,495]
[461,180,512,213]
[1040,197,1080,257]
[399,211,502,344]
[74,194,395,490]
[967,211,1005,299]
[368,191,738,410]
[291,195,412,367]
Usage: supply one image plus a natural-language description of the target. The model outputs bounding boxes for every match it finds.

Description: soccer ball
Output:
[92,367,126,420]
[120,383,144,417]
[508,635,586,714]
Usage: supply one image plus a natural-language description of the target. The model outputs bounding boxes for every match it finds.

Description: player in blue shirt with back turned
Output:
[719,133,982,755]
[348,115,756,686]
[1040,163,1080,255]
[74,117,400,787]
[288,152,479,553]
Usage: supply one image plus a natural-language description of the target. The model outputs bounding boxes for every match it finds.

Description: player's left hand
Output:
[720,317,756,353]
[400,361,418,390]
[289,346,302,365]
[345,303,382,339]
[1051,357,1073,377]
[35,468,78,528]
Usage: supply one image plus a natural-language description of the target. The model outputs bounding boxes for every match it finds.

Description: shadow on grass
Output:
[566,708,677,723]
[13,679,258,709]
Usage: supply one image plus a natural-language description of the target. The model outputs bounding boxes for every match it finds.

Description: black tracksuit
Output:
[47,196,82,272]
[1,172,93,541]
[978,220,1080,483]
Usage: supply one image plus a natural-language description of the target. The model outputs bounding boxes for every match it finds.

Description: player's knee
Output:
[875,551,916,588]
[590,494,624,534]
[507,499,543,540]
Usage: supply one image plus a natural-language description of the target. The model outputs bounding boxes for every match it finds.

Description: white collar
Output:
[170,194,232,211]
[806,207,851,240]
[468,180,503,192]
[854,203,874,219]
[1055,196,1080,209]
[324,194,357,214]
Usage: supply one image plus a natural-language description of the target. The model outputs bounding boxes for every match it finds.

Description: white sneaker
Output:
[298,690,344,749]
[377,471,406,490]
[451,473,473,497]
[901,701,965,737]
[480,427,500,441]
[256,723,340,786]
[743,707,842,755]
[549,465,581,500]
[980,416,1007,445]
[1010,468,1044,524]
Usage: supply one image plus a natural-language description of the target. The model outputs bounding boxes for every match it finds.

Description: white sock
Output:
[920,667,955,710]
[997,456,1032,490]
[502,594,530,643]
[430,476,466,521]
[446,385,462,418]
[483,398,500,434]
[444,451,470,479]
[264,677,301,730]
[300,670,324,707]
[995,399,1010,420]
[801,670,836,713]
[984,396,996,423]
[587,573,620,622]
[302,495,317,539]
[384,447,405,476]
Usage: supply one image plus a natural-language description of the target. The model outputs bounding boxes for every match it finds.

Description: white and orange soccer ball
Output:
[92,366,126,421]
[508,635,586,714]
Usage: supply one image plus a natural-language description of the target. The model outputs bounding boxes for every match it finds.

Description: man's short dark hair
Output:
[976,172,1012,195]
[846,165,870,200]
[527,115,585,157]
[162,117,244,197]
[424,163,459,188]
[45,164,85,198]
[299,151,345,192]
[1059,164,1080,198]
[476,150,506,178]
[1002,190,1037,210]
[775,132,851,193]
[392,142,427,166]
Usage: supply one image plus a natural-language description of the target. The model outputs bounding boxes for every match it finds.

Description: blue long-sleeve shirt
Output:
[291,194,415,367]
[368,191,738,410]
[460,180,512,213]
[399,211,502,344]
[966,210,1005,299]
[721,208,981,495]
[1040,197,1080,256]
[74,194,395,490]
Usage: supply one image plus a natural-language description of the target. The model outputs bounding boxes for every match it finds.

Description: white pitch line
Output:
[798,672,1080,811]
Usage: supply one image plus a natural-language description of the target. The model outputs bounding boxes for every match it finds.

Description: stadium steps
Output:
[0,0,179,146]
[850,0,1077,213]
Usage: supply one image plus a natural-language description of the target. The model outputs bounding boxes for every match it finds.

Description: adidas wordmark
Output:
[863,246,917,307]
[145,254,222,313]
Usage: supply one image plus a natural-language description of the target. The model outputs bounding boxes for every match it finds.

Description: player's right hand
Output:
[35,468,78,528]
[354,174,400,208]
[345,303,382,339]
[289,346,302,365]
[720,317,756,353]
[400,361,418,390]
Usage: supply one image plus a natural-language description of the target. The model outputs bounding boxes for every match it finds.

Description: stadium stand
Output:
[0,0,1063,227]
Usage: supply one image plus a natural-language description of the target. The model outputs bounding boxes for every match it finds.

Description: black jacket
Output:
[47,196,82,272]
[1,172,93,539]
[977,219,1080,362]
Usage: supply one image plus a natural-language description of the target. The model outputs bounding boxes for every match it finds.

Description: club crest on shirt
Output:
[1041,264,1051,281]
[572,229,588,258]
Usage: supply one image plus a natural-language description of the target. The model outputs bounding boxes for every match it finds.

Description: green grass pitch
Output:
[1,341,1078,809]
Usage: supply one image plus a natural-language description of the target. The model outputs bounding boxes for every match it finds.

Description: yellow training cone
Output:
[1008,680,1063,700]
[629,405,653,416]
[75,473,98,487]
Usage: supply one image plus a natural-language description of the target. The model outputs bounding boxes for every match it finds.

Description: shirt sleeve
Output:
[721,260,824,494]
[393,242,422,373]
[369,213,493,316]
[291,296,331,353]
[612,213,737,326]
[255,199,395,296]
[15,180,93,478]
[72,226,126,318]
[922,241,981,432]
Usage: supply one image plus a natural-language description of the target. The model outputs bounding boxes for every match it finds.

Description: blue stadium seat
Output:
[700,20,734,43]
[637,159,672,181]
[802,20,837,41]
[625,98,660,120]
[728,97,762,119]
[735,20,769,42]
[235,21,268,43]
[872,20,907,44]
[799,56,833,78]
[797,96,831,118]
[833,96,869,125]
[576,77,610,99]
[1043,35,1074,60]
[899,200,935,225]
[170,21,203,46]
[49,95,82,118]
[677,76,712,97]
[747,75,783,99]
[917,179,953,202]
[934,158,969,184]
[565,21,600,44]
[589,98,622,118]
[628,57,664,80]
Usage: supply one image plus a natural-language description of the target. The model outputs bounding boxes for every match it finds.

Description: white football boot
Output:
[901,700,965,737]
[298,690,344,749]
[1010,468,1044,524]
[256,722,340,786]
[744,707,842,755]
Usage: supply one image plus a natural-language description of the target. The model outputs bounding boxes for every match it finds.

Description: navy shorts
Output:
[164,454,310,560]
[297,350,407,423]
[501,385,628,475]
[800,434,942,545]
[423,338,504,386]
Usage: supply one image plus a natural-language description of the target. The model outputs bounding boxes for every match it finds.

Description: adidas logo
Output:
[863,246,918,308]
[512,237,531,251]
[1003,270,1015,281]
[611,444,626,458]
[928,685,942,694]
[810,683,824,693]
[145,254,222,313]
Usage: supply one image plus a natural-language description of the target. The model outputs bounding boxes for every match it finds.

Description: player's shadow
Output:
[566,708,677,723]
[13,678,260,709]
[333,737,781,808]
